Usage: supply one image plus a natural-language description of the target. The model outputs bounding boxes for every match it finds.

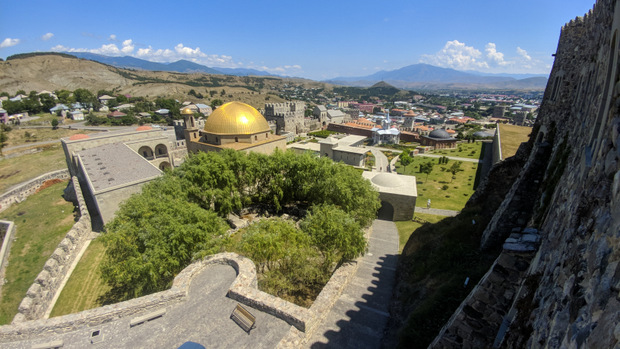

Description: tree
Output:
[40,94,56,112]
[400,151,413,169]
[101,175,228,301]
[301,204,366,271]
[448,161,463,183]
[51,118,59,129]
[210,99,224,110]
[420,161,434,182]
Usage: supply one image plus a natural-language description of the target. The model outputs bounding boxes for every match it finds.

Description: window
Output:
[235,137,238,142]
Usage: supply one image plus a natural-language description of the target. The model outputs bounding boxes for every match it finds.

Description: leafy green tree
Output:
[15,89,26,96]
[40,94,56,112]
[51,118,59,129]
[400,151,413,169]
[420,161,434,182]
[2,100,23,115]
[101,175,228,301]
[210,99,223,110]
[55,90,73,104]
[301,204,366,271]
[448,161,463,183]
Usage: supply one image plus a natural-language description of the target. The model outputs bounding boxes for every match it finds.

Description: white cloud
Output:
[121,39,134,54]
[41,33,54,41]
[50,40,302,74]
[485,43,508,66]
[516,47,532,61]
[109,34,117,41]
[0,38,20,48]
[420,40,551,74]
[420,40,489,70]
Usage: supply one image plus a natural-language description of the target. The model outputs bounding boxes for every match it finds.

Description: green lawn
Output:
[0,181,75,324]
[395,213,447,253]
[498,124,531,159]
[50,238,109,317]
[0,145,67,194]
[428,141,483,159]
[396,156,479,211]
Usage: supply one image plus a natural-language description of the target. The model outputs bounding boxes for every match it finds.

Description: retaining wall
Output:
[492,122,502,164]
[0,169,69,213]
[13,176,91,323]
[0,221,16,292]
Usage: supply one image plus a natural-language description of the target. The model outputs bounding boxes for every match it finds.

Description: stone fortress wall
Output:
[13,176,92,323]
[264,101,307,134]
[431,0,620,347]
[0,169,70,213]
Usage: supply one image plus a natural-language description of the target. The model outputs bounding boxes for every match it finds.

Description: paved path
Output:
[415,207,460,217]
[306,219,399,348]
[3,265,291,349]
[370,148,390,172]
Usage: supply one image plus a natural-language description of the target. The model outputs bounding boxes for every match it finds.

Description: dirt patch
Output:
[35,179,65,194]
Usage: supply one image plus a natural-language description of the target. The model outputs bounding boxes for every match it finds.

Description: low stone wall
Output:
[0,252,310,342]
[13,176,91,323]
[492,122,502,164]
[0,169,69,213]
[0,220,16,291]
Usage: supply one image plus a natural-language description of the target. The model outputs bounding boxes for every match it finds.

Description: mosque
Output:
[184,101,286,155]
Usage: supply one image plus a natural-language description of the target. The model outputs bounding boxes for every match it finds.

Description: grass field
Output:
[0,181,75,324]
[0,145,67,193]
[4,127,92,148]
[498,124,531,159]
[50,239,109,317]
[395,156,479,211]
[395,213,447,253]
[428,141,483,159]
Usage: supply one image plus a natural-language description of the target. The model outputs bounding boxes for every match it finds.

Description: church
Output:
[184,101,287,155]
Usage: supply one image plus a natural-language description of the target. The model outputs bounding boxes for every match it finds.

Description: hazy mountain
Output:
[63,52,272,76]
[328,63,547,90]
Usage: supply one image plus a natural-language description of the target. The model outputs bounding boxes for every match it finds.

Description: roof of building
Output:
[69,134,90,141]
[136,125,153,131]
[107,111,127,117]
[203,101,271,135]
[327,109,345,118]
[78,143,161,193]
[428,129,452,139]
[362,172,417,196]
[316,105,327,112]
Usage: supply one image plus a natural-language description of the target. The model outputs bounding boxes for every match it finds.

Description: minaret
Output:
[182,107,199,144]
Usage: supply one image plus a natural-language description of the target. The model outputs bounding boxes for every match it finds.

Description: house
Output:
[70,110,84,120]
[10,94,28,102]
[327,109,346,124]
[50,104,70,114]
[0,108,8,124]
[107,111,127,119]
[115,103,134,111]
[98,95,115,105]
[155,109,170,116]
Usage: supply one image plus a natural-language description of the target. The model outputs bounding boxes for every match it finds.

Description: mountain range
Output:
[61,52,547,90]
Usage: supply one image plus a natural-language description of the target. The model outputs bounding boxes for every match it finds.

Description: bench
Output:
[129,308,167,327]
[230,304,256,333]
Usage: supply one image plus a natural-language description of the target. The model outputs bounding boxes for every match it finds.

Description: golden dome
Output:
[181,107,194,115]
[204,102,271,135]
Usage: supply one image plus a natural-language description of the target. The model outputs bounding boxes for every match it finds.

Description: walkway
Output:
[415,207,460,217]
[370,148,390,172]
[415,153,481,163]
[306,219,399,348]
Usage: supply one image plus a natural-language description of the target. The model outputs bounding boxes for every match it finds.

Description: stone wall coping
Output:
[0,220,16,293]
[0,169,70,213]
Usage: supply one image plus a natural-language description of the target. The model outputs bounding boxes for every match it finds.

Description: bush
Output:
[442,185,449,190]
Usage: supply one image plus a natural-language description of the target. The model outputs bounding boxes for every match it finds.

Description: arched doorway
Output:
[155,144,168,158]
[138,146,154,160]
[377,200,394,221]
[159,162,171,171]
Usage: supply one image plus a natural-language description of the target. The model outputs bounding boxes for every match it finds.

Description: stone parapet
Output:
[13,176,91,323]
[0,169,69,213]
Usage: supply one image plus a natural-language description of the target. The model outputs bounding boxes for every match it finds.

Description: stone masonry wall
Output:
[0,169,69,213]
[13,176,91,323]
[432,0,620,347]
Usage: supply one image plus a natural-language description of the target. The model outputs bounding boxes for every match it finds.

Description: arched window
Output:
[235,137,239,142]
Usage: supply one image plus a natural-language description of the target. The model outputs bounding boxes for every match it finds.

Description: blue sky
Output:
[0,0,595,80]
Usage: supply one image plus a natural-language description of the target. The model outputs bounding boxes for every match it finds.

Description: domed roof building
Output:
[421,127,458,149]
[362,171,417,221]
[184,102,286,155]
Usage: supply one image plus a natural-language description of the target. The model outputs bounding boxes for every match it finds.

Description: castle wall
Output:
[0,169,70,213]
[431,1,620,347]
[13,176,92,323]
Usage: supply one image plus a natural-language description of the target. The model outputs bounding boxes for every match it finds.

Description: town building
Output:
[264,101,306,134]
[420,129,458,149]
